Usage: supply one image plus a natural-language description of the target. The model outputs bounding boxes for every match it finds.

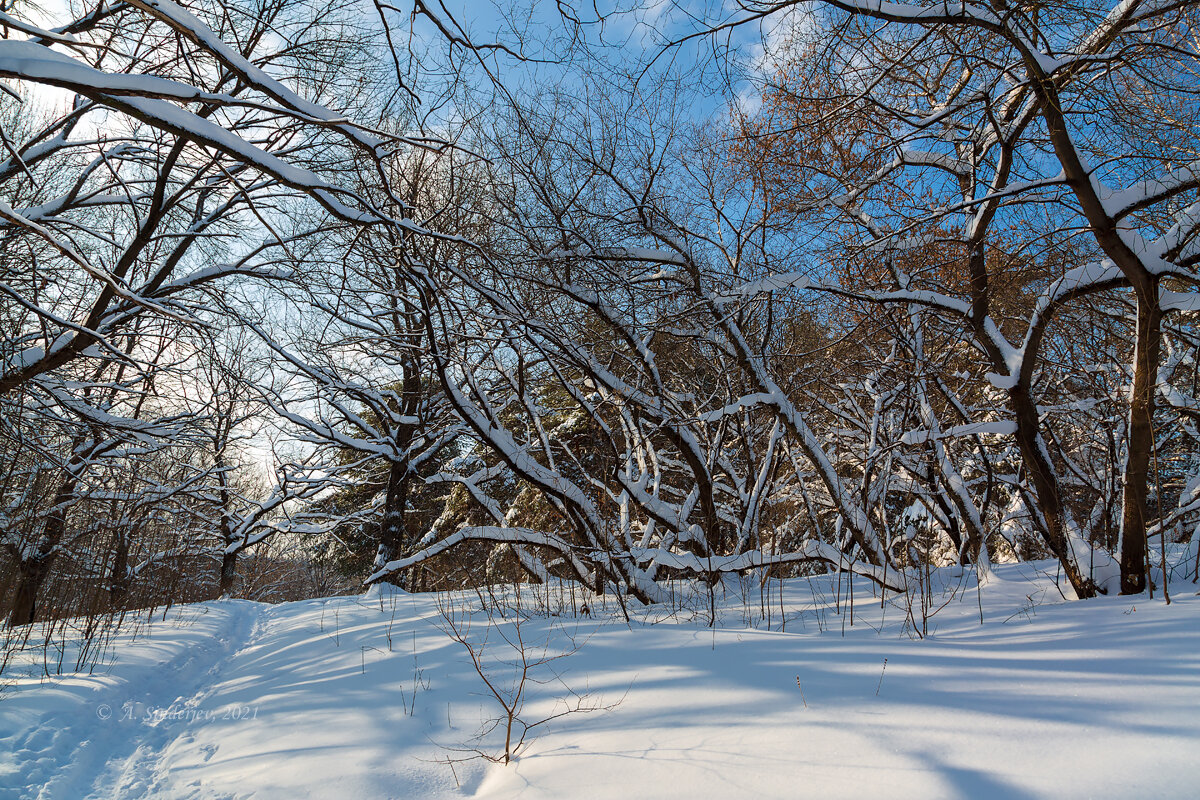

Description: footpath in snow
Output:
[1,561,1198,800]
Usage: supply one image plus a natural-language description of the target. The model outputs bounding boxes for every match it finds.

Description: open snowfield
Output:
[2,562,1198,800]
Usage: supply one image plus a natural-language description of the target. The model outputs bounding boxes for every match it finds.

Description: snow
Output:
[713,273,811,302]
[1162,291,1200,313]
[2,563,1199,800]
[0,42,405,228]
[369,526,596,586]
[901,420,1017,445]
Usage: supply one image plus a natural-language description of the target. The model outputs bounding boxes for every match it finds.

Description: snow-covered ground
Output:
[2,562,1198,800]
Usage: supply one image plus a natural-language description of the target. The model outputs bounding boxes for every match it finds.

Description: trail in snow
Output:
[2,601,265,800]
[82,602,267,800]
[2,562,1199,800]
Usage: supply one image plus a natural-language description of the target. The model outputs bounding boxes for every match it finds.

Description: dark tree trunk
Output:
[372,321,421,587]
[0,566,14,618]
[1010,384,1097,598]
[7,560,48,628]
[219,550,238,597]
[215,465,238,599]
[1119,286,1162,594]
[374,459,410,587]
[1030,70,1167,597]
[6,476,77,627]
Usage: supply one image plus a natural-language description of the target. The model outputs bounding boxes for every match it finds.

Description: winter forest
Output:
[2,0,1199,798]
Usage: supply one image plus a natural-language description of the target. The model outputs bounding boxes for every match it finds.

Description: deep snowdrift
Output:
[2,562,1198,800]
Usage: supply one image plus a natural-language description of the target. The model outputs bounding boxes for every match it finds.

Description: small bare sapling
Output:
[435,595,619,766]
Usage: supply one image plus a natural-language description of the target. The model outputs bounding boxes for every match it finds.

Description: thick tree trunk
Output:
[7,558,49,628]
[215,466,238,599]
[1030,70,1167,596]
[0,566,13,618]
[1010,384,1097,598]
[374,459,410,587]
[372,332,422,586]
[218,550,238,597]
[1119,286,1162,594]
[6,476,77,627]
